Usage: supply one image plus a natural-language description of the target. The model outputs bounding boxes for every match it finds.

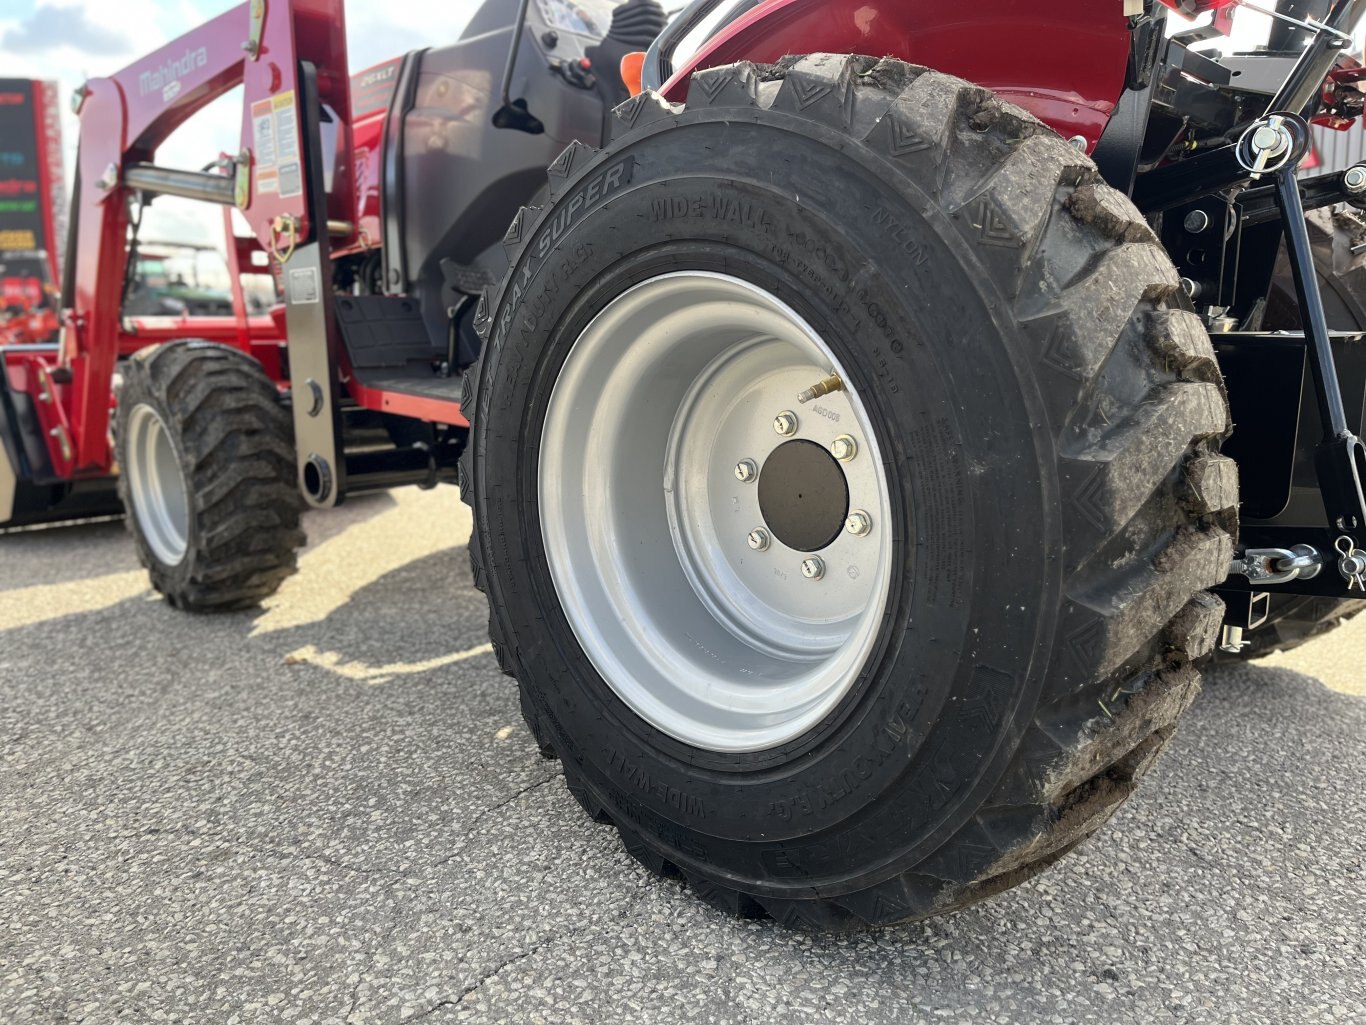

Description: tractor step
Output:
[358,367,464,404]
[333,295,467,425]
[334,295,440,369]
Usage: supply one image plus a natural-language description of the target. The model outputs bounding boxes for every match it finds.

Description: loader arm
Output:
[57,0,353,475]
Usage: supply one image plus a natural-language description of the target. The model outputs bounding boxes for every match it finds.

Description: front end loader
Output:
[6,0,1365,926]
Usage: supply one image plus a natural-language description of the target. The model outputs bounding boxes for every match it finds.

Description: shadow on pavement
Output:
[1,512,1363,1023]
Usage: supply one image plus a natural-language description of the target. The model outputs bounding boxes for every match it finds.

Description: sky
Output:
[0,0,483,245]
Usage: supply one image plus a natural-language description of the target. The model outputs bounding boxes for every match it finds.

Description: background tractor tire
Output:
[116,341,303,611]
[1231,206,1366,659]
[462,55,1236,929]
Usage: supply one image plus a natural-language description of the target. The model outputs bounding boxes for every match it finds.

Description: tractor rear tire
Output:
[462,56,1236,928]
[116,341,304,611]
[1231,207,1366,659]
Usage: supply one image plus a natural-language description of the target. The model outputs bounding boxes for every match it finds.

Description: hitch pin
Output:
[1335,536,1366,590]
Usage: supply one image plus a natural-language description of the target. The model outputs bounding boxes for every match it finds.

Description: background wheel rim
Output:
[125,403,191,566]
[539,272,895,753]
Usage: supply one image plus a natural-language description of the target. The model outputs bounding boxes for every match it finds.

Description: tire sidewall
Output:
[475,111,1062,890]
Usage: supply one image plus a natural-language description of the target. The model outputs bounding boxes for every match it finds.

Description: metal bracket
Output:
[244,0,266,59]
[1272,145,1366,537]
[233,148,251,209]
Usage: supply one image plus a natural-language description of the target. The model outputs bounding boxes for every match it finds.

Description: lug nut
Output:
[800,556,825,580]
[747,528,771,552]
[831,435,858,462]
[846,511,872,537]
[773,410,798,437]
[734,459,758,483]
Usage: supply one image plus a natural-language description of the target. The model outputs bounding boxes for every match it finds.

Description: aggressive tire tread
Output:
[462,55,1235,929]
[117,342,303,611]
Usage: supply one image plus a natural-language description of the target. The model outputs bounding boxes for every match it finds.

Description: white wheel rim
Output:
[539,272,895,752]
[125,403,190,566]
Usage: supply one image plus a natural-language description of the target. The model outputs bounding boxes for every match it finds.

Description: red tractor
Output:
[0,249,60,347]
[5,0,1366,927]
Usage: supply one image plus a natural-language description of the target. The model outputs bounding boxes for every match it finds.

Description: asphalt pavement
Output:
[2,489,1364,1025]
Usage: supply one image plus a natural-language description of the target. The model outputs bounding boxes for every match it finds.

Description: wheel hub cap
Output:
[538,272,895,753]
[757,439,849,552]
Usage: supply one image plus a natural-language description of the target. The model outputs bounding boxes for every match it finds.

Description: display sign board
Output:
[0,79,66,283]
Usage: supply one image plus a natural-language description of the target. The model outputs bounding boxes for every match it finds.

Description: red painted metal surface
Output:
[335,58,400,257]
[662,0,1132,148]
[344,372,469,427]
[63,0,355,475]
[0,306,59,346]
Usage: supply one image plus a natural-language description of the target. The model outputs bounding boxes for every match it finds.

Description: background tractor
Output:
[4,0,1366,928]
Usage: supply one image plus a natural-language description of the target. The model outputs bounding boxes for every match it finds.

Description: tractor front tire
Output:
[116,341,303,611]
[462,56,1236,928]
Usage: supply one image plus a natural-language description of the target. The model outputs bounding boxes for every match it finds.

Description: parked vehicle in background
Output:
[123,242,240,318]
[0,248,59,345]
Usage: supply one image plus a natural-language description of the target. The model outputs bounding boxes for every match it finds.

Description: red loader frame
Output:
[5,0,1135,519]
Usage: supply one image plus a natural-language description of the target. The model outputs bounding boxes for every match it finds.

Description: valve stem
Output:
[797,372,843,405]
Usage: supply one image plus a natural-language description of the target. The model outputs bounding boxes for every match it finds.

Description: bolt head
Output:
[800,556,825,580]
[773,411,798,437]
[846,511,872,537]
[734,459,758,483]
[747,528,771,552]
[831,435,858,462]
[1346,166,1366,193]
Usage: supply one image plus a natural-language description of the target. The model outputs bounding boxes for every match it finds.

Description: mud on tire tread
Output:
[116,341,303,611]
[461,56,1236,929]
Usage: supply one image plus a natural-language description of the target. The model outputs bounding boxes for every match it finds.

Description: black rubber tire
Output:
[1232,206,1366,659]
[461,55,1236,929]
[116,341,304,611]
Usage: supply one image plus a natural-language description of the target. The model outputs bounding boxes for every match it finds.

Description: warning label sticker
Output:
[277,162,302,199]
[288,266,320,305]
[251,98,275,170]
[274,91,299,163]
[248,91,302,202]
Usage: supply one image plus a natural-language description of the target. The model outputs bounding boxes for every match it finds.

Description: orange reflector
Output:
[621,51,646,97]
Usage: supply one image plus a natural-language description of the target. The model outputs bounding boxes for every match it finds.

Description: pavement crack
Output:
[431,772,561,868]
[234,840,396,877]
[344,899,403,1024]
[415,935,559,1019]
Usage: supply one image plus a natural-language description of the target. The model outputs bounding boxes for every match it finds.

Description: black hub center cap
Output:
[757,439,850,552]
